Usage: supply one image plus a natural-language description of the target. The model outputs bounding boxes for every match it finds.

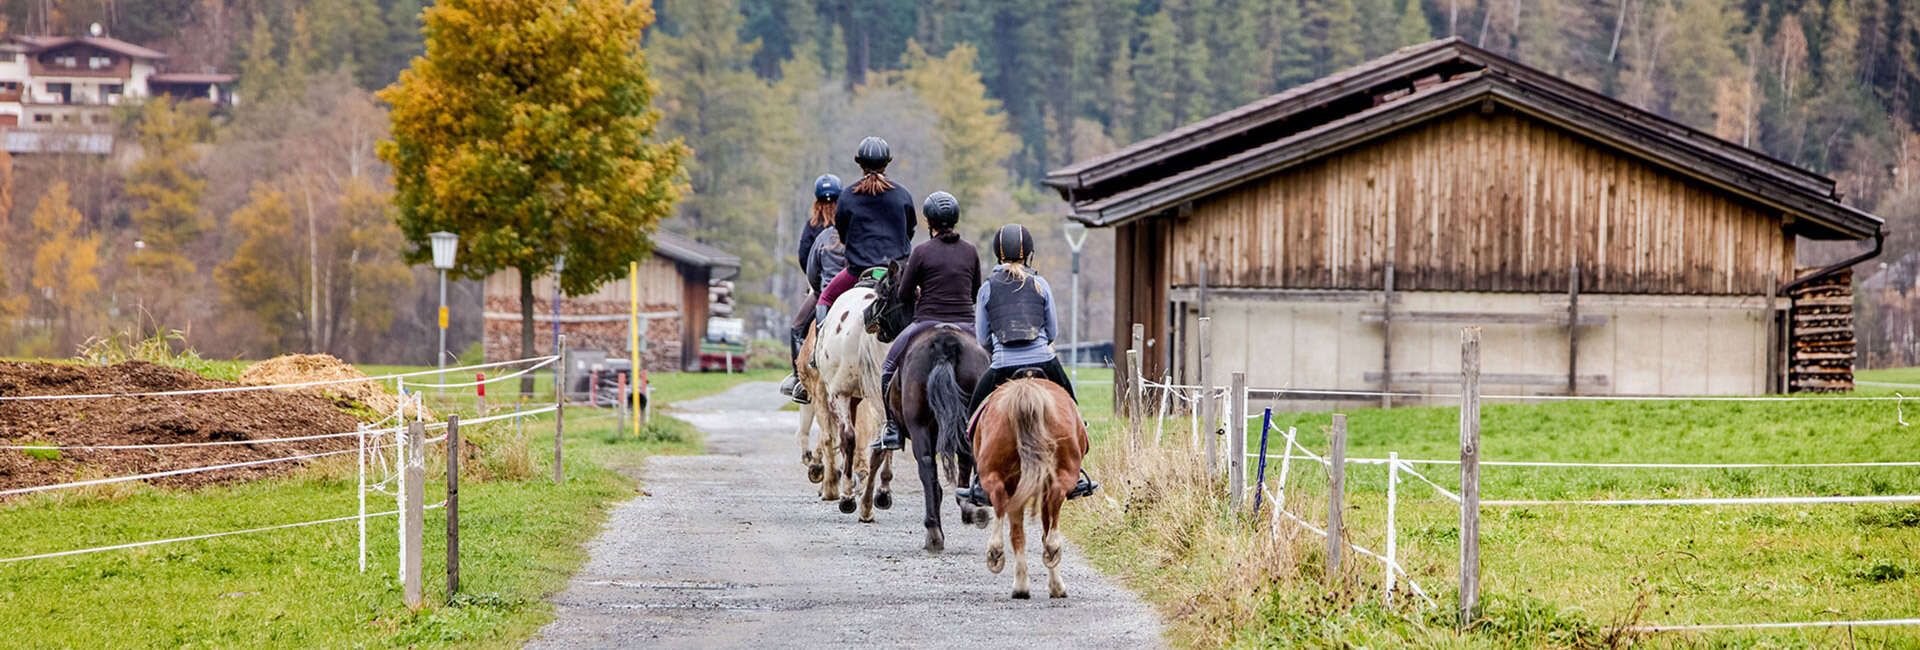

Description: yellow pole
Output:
[629,260,641,439]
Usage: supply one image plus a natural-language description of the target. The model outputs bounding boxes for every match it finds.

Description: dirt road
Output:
[528,382,1165,649]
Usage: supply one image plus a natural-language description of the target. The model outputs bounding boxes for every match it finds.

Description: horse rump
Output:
[923,333,971,487]
[997,380,1059,512]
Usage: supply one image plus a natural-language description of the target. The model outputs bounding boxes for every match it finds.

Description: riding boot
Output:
[955,477,988,507]
[871,371,904,450]
[1067,469,1099,499]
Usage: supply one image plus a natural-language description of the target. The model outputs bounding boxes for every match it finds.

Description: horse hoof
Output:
[1050,586,1068,599]
[924,531,944,553]
[986,548,1005,573]
[838,498,856,514]
[1012,589,1031,600]
[875,491,892,510]
[859,513,875,524]
[971,511,991,529]
[807,464,825,484]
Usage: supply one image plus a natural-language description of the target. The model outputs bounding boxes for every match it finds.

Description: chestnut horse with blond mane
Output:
[972,375,1088,599]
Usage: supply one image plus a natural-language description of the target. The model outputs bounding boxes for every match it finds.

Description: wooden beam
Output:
[1458,328,1482,626]
[1364,371,1609,388]
[1567,264,1580,395]
[1381,262,1395,409]
[1360,310,1608,326]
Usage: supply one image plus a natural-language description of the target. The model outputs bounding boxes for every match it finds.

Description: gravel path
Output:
[527,381,1165,649]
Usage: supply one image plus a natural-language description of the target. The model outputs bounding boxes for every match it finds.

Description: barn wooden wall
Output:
[1167,110,1795,295]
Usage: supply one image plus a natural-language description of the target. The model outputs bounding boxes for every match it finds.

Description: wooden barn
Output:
[1047,39,1884,398]
[483,230,739,372]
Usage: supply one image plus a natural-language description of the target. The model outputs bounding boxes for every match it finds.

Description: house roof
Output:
[14,35,169,60]
[652,230,740,280]
[1046,38,1881,241]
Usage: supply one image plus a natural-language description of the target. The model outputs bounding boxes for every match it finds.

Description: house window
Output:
[54,55,76,68]
[89,113,108,125]
[32,113,50,123]
[59,113,73,123]
[101,83,122,103]
[45,82,71,104]
[88,56,111,69]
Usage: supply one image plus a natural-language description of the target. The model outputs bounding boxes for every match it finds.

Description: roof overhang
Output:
[1051,38,1879,242]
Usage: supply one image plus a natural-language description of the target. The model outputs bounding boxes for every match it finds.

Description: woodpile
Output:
[1788,269,1855,392]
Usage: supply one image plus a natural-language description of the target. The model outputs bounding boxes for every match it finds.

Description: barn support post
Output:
[1229,372,1248,511]
[1198,317,1216,472]
[1459,327,1483,626]
[402,420,425,610]
[1381,261,1395,409]
[1567,263,1580,395]
[554,334,567,485]
[445,415,461,597]
[1325,413,1347,584]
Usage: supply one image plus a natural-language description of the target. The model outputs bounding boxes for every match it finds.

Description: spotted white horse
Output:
[808,286,895,521]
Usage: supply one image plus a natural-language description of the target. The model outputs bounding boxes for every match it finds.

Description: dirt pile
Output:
[239,354,428,419]
[0,361,368,494]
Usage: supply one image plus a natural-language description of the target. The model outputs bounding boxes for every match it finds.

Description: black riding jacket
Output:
[834,182,916,270]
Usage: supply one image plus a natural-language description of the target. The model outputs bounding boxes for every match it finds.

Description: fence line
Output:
[1482,494,1920,507]
[1628,618,1920,633]
[1261,483,1438,609]
[0,355,558,402]
[0,446,387,497]
[0,501,447,565]
[1247,451,1920,471]
[398,356,557,389]
[1243,385,1919,403]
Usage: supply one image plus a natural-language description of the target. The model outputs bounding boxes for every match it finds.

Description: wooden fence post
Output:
[1326,413,1347,584]
[1229,371,1247,511]
[1381,261,1395,409]
[554,334,567,485]
[445,415,461,597]
[403,420,425,610]
[1198,317,1215,472]
[1154,373,1171,446]
[1126,349,1143,449]
[1459,327,1483,626]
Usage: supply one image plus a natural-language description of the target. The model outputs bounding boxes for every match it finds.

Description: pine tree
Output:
[1267,0,1317,91]
[1105,32,1136,143]
[1396,0,1434,49]
[1310,0,1367,75]
[29,182,101,351]
[899,42,1019,209]
[1357,0,1401,57]
[125,99,208,334]
[1134,9,1181,136]
[1663,0,1742,130]
[1209,0,1267,112]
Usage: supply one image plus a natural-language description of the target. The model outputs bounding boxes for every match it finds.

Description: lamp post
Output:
[1063,221,1089,381]
[132,239,145,335]
[551,254,565,398]
[429,231,458,384]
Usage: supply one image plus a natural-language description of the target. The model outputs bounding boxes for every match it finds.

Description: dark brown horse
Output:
[883,325,990,552]
[973,377,1088,599]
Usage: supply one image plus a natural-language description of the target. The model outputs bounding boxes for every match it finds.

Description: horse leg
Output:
[984,497,1007,574]
[834,397,858,514]
[859,447,883,523]
[957,451,988,528]
[1008,503,1031,599]
[1043,481,1068,598]
[799,403,825,483]
[916,447,944,552]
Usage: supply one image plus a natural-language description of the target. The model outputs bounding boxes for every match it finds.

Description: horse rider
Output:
[780,173,843,404]
[816,136,915,314]
[871,191,981,451]
[953,223,1097,505]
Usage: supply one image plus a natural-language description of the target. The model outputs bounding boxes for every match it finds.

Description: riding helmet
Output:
[854,136,891,168]
[922,191,960,230]
[993,224,1035,263]
[813,173,843,201]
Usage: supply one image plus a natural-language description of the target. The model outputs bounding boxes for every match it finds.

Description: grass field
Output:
[1065,367,1920,648]
[0,367,765,648]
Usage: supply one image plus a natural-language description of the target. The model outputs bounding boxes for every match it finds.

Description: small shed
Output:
[483,230,740,372]
[1047,39,1883,398]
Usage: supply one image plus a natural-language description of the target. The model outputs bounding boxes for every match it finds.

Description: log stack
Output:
[1788,268,1855,392]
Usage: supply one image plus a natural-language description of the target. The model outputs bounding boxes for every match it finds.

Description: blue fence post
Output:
[1252,407,1273,514]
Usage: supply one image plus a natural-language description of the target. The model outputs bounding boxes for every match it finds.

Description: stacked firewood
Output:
[1789,268,1855,392]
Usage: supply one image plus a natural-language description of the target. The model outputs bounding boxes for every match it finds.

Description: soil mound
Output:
[239,354,428,419]
[0,361,367,494]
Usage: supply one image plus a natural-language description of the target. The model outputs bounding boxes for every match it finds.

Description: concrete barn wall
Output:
[1179,291,1775,405]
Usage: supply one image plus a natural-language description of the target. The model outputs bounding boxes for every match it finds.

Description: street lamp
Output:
[551,254,565,393]
[1062,220,1089,381]
[429,231,458,382]
[132,239,146,334]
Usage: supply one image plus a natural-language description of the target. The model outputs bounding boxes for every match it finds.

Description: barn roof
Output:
[1046,38,1881,241]
[652,230,740,280]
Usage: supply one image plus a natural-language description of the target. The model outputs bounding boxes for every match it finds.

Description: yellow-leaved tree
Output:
[125,98,209,334]
[29,182,101,351]
[380,0,686,392]
[216,185,306,351]
[896,42,1018,213]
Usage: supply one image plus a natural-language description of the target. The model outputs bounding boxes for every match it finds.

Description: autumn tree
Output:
[216,185,306,351]
[124,98,209,335]
[380,0,686,392]
[29,182,101,351]
[897,42,1017,210]
[0,147,19,339]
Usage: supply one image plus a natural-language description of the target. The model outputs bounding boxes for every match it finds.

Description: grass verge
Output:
[1064,367,1920,648]
[0,369,762,648]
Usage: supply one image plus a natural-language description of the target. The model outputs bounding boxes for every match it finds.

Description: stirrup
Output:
[1067,470,1098,500]
[955,482,989,507]
[789,383,810,405]
[871,422,904,450]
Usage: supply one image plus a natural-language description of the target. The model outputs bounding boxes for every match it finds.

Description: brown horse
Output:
[973,376,1088,599]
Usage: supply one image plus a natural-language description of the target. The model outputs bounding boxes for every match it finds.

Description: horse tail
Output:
[1000,380,1058,514]
[925,333,969,488]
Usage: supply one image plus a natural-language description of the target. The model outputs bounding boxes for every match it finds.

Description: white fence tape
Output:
[398,356,558,389]
[1244,385,1919,403]
[1629,618,1920,633]
[0,501,446,564]
[1483,494,1920,507]
[0,356,558,402]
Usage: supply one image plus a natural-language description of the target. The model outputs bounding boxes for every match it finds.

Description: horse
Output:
[811,284,893,520]
[973,376,1088,599]
[885,325,992,552]
[793,326,835,499]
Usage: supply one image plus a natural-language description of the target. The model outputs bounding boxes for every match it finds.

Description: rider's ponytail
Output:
[809,198,834,227]
[849,170,894,195]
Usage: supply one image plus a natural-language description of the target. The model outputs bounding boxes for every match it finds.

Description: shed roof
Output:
[1047,38,1880,241]
[652,230,740,280]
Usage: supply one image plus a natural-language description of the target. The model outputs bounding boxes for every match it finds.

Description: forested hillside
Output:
[2,0,1919,366]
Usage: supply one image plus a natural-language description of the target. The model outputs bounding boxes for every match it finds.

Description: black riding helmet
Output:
[993,224,1034,263]
[855,136,891,169]
[922,191,959,230]
[813,173,842,201]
